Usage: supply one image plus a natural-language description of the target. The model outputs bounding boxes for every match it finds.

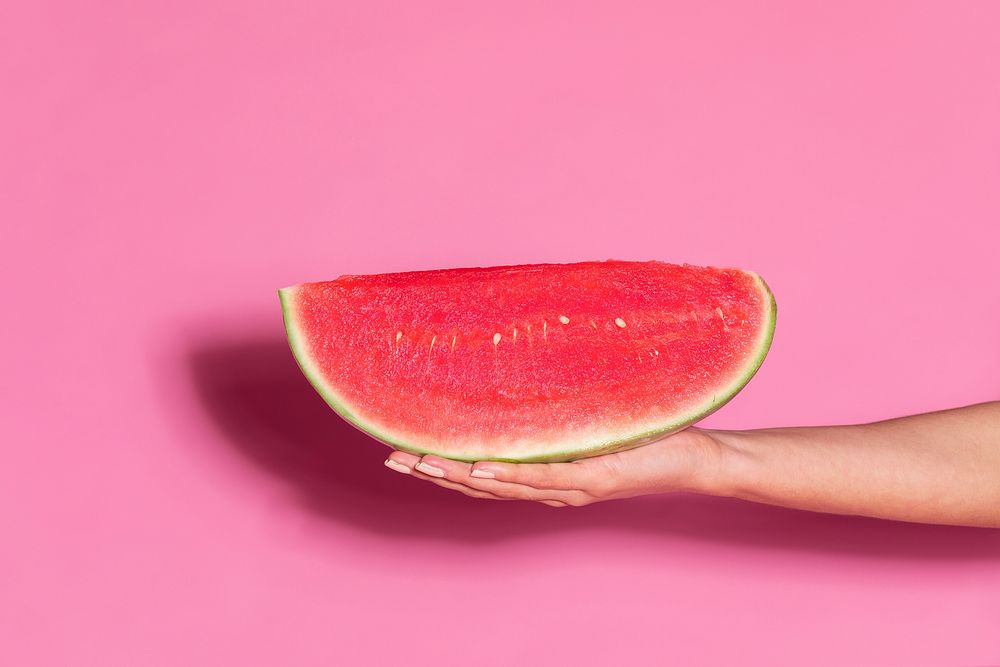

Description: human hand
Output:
[383,427,729,507]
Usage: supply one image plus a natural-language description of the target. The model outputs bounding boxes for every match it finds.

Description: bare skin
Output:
[384,401,1000,528]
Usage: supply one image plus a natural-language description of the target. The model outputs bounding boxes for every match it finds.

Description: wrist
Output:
[689,427,756,499]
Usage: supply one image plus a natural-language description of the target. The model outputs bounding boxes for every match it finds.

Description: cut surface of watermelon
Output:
[279,260,776,462]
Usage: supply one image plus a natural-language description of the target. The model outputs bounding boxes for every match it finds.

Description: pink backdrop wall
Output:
[3,1,999,664]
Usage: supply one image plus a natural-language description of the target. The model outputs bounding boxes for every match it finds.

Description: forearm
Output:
[703,401,1000,527]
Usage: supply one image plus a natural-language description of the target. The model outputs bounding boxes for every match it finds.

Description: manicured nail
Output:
[470,468,495,479]
[415,462,446,478]
[384,459,411,474]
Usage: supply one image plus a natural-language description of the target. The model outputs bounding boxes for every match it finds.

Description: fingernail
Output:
[384,459,411,474]
[470,468,495,479]
[415,462,446,478]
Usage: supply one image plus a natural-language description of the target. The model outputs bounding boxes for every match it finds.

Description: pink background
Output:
[3,1,1000,664]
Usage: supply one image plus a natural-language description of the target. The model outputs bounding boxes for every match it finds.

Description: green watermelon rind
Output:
[278,286,413,457]
[278,271,776,463]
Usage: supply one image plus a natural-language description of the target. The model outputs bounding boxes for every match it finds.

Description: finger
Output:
[405,463,570,506]
[417,455,590,505]
[384,450,423,474]
[468,460,604,492]
[388,453,592,505]
[384,452,509,501]
[412,454,472,480]
[410,467,512,501]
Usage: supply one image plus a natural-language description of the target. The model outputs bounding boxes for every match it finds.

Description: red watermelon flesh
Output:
[279,260,776,462]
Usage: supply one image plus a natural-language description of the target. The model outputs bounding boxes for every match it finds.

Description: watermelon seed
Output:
[589,319,597,329]
[396,331,403,344]
[715,307,729,330]
[429,335,436,352]
[493,332,502,346]
[451,335,457,351]
[615,317,627,328]
[559,315,570,324]
[543,320,548,340]
[513,328,517,344]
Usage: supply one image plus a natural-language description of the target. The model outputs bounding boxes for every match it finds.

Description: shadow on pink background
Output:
[3,1,1000,664]
[183,330,999,558]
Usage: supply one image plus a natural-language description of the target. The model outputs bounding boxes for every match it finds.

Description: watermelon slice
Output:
[278,260,776,462]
